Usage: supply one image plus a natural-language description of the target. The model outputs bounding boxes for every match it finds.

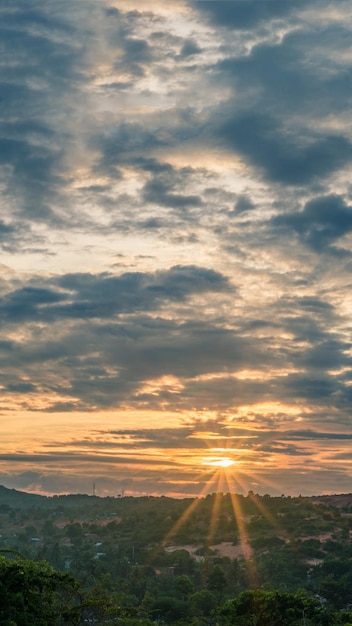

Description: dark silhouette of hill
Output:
[0,484,102,508]
[0,484,47,507]
[306,493,352,508]
[1,484,352,509]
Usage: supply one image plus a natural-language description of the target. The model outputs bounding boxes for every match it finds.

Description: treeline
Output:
[1,555,352,625]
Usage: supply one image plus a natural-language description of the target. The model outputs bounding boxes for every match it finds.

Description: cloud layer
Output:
[0,0,351,497]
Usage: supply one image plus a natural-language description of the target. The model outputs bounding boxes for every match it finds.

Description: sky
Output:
[1,0,352,499]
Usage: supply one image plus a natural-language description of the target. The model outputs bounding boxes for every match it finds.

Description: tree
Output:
[190,589,217,617]
[150,595,189,622]
[0,556,80,625]
[175,574,195,599]
[220,589,335,626]
[207,564,227,598]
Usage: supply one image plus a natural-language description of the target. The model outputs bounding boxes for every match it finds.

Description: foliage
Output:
[0,556,80,625]
[1,489,352,623]
[220,589,334,626]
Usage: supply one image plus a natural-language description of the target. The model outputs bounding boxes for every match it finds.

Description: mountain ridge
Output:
[1,484,352,509]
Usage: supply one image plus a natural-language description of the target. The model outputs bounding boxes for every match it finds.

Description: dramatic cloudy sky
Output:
[1,0,352,498]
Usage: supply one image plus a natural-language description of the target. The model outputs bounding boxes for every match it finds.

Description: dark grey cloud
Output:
[0,452,177,466]
[6,382,36,393]
[143,177,202,210]
[1,322,349,414]
[98,425,309,454]
[38,425,313,458]
[190,0,304,30]
[234,195,255,214]
[104,6,155,76]
[0,263,351,414]
[298,338,351,371]
[0,219,16,239]
[0,265,231,323]
[216,30,352,116]
[0,286,66,322]
[0,2,91,225]
[119,37,152,77]
[272,195,352,251]
[93,124,165,178]
[52,320,257,409]
[179,39,202,58]
[0,136,62,222]
[277,373,340,402]
[217,112,352,186]
[294,297,334,313]
[203,18,352,193]
[0,4,79,84]
[283,430,352,441]
[50,427,204,451]
[259,443,306,456]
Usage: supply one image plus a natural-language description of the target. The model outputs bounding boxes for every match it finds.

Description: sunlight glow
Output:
[203,457,235,468]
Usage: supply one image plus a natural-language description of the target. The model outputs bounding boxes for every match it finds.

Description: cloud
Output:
[283,430,352,441]
[94,124,164,176]
[179,39,202,58]
[1,0,352,497]
[0,3,89,223]
[272,195,352,251]
[190,0,304,30]
[204,20,352,190]
[143,177,202,209]
[216,30,352,117]
[0,265,231,324]
[217,112,352,186]
[0,260,351,415]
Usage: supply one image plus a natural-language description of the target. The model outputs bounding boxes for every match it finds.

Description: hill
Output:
[1,484,352,510]
[0,484,47,508]
[307,493,352,508]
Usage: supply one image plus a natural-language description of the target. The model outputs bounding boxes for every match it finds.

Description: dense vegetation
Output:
[1,487,352,624]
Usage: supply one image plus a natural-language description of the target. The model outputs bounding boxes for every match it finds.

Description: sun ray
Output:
[207,472,225,545]
[161,497,202,547]
[144,432,291,583]
[246,468,284,492]
[247,490,288,543]
[224,473,258,586]
[145,481,211,567]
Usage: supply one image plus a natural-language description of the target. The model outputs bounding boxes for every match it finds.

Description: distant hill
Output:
[0,485,47,508]
[0,485,102,509]
[307,493,352,508]
[1,483,352,511]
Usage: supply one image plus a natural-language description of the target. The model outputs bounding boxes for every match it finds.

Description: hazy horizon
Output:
[2,482,350,501]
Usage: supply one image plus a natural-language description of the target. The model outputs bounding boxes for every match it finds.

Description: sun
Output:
[204,457,235,468]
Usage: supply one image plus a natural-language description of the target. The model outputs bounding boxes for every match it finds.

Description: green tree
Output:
[190,589,217,618]
[0,556,80,625]
[207,563,227,598]
[315,558,352,609]
[175,574,195,599]
[150,595,189,622]
[220,589,335,626]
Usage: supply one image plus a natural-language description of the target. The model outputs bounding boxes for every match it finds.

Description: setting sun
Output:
[204,457,235,468]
